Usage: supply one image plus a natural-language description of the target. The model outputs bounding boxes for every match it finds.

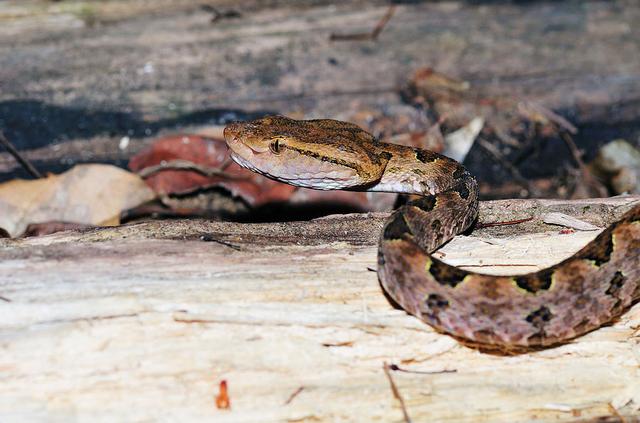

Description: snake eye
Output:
[269,139,281,154]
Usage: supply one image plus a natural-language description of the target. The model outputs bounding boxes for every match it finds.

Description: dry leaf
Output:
[0,164,156,237]
[542,212,601,231]
[403,66,575,147]
[442,117,484,162]
[129,134,296,207]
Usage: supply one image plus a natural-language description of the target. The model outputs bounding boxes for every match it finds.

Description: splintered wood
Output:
[1,197,639,422]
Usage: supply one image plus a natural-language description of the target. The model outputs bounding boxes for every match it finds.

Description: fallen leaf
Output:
[403,66,576,151]
[129,134,296,207]
[0,164,155,237]
[543,212,601,231]
[442,117,484,162]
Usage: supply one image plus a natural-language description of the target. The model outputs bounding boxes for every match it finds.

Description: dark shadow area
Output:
[0,99,275,151]
[2,100,639,198]
[464,111,640,187]
[238,201,368,223]
[119,184,371,227]
[0,160,79,183]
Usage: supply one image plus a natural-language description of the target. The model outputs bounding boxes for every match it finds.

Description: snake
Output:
[223,115,640,353]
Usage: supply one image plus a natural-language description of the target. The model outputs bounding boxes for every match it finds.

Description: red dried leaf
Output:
[128,134,295,207]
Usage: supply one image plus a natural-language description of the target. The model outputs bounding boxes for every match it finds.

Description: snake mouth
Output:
[223,122,273,177]
[224,122,270,155]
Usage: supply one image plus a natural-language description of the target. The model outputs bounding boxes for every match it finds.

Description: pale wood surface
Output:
[1,196,639,422]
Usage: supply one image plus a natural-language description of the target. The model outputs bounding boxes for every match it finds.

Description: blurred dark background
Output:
[1,0,639,199]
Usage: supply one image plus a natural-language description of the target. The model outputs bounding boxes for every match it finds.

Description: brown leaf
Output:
[403,66,574,144]
[129,134,296,207]
[0,164,156,237]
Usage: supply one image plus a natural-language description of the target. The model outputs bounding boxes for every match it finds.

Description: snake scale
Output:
[224,115,640,353]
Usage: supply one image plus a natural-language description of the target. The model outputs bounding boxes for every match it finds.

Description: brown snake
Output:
[224,115,640,353]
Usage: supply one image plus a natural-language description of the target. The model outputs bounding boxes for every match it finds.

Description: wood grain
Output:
[1,197,639,422]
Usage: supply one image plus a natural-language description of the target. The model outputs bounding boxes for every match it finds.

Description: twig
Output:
[475,216,533,229]
[0,295,12,303]
[518,101,577,134]
[137,159,247,180]
[283,386,304,405]
[330,5,396,41]
[383,362,412,423]
[200,4,242,24]
[0,131,43,179]
[200,234,241,251]
[476,138,534,195]
[560,132,587,170]
[560,133,608,197]
[388,363,456,375]
[607,402,627,423]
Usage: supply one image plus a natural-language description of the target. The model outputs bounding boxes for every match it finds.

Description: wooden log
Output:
[1,196,639,422]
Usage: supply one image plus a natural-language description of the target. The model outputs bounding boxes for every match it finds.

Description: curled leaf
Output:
[0,164,155,237]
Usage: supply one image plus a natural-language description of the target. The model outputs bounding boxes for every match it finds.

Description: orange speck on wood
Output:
[215,380,231,410]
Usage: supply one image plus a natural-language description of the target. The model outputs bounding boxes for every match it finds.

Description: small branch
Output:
[477,138,534,195]
[475,216,533,229]
[560,132,587,171]
[518,101,578,134]
[200,4,242,24]
[383,362,412,423]
[330,5,396,41]
[283,386,304,405]
[607,402,627,423]
[137,158,246,180]
[560,133,608,197]
[200,234,241,251]
[0,131,43,179]
[388,363,456,375]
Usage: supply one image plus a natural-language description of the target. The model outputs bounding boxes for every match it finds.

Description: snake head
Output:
[224,115,391,190]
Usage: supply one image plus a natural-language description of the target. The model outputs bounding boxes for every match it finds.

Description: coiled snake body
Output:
[224,116,640,353]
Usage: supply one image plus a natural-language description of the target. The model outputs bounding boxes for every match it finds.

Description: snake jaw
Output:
[224,122,277,177]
